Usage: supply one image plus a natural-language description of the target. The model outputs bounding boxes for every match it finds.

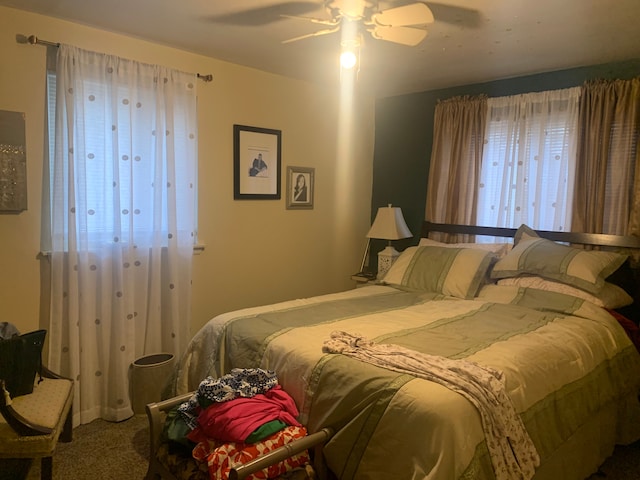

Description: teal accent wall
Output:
[370,59,640,262]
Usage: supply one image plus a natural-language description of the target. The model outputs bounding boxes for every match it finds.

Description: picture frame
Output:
[286,166,314,210]
[0,110,28,212]
[233,124,281,200]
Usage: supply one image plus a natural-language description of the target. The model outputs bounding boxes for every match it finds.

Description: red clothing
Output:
[608,309,640,353]
[188,385,301,443]
[191,426,310,480]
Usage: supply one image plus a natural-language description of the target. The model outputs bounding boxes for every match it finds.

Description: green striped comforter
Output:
[172,284,640,480]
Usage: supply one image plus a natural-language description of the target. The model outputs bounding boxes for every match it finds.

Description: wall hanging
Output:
[0,110,27,212]
[234,124,281,200]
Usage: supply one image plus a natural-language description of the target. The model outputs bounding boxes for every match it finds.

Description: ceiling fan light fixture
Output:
[340,49,358,69]
[339,30,360,71]
[326,0,374,21]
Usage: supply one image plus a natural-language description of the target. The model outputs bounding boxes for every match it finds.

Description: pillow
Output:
[382,245,493,299]
[418,238,512,258]
[497,276,633,309]
[513,223,539,245]
[491,225,628,295]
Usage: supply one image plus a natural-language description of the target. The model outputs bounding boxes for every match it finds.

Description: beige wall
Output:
[0,6,375,338]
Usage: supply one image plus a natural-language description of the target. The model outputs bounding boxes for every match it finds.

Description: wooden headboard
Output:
[421,221,640,249]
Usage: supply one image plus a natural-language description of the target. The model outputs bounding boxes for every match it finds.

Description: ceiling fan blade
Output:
[281,14,339,26]
[425,2,482,27]
[371,3,434,27]
[369,25,427,46]
[282,26,341,44]
[206,2,319,26]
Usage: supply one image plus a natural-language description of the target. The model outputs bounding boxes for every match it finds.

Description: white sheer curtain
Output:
[46,45,197,424]
[476,87,581,233]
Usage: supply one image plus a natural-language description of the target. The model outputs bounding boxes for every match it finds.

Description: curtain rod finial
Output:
[197,73,213,82]
[15,34,28,44]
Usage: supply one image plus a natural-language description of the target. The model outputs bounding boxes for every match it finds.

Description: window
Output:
[45,55,198,251]
[427,80,639,239]
[476,88,581,232]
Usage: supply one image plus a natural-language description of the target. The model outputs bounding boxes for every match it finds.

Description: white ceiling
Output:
[3,0,640,98]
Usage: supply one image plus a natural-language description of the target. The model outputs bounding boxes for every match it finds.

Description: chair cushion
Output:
[0,378,73,458]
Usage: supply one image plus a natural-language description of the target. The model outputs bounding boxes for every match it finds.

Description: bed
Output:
[164,221,640,480]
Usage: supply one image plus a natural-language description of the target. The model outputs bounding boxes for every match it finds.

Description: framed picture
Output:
[234,124,281,199]
[0,110,27,212]
[286,166,314,210]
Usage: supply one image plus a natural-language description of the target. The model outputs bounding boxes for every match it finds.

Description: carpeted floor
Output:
[586,439,640,480]
[20,414,150,480]
[2,414,638,479]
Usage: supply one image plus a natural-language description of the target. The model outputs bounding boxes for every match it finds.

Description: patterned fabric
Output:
[418,238,512,258]
[323,331,540,480]
[0,377,74,457]
[188,385,301,443]
[156,441,313,480]
[192,425,310,480]
[172,283,640,480]
[497,276,633,309]
[382,245,493,299]
[50,45,197,424]
[179,368,278,429]
[491,225,627,294]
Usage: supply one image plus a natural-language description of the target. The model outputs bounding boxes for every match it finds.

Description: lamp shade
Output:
[366,204,412,240]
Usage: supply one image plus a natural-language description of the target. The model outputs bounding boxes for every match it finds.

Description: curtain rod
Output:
[16,34,214,82]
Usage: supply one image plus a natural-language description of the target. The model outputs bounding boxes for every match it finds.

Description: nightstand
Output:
[351,271,377,286]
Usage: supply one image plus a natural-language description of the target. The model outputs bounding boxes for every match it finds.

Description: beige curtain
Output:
[425,95,487,241]
[572,78,640,236]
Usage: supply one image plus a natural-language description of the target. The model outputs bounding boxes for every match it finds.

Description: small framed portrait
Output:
[286,166,314,210]
[233,124,281,200]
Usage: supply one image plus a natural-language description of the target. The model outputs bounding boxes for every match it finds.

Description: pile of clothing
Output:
[171,368,310,480]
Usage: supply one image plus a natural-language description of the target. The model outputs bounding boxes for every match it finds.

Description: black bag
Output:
[0,329,46,398]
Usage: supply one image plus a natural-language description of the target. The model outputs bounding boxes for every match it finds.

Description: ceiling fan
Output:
[281,1,436,47]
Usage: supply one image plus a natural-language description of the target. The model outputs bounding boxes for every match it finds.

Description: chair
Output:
[0,367,74,480]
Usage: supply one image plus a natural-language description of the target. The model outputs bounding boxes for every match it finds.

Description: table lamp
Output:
[366,204,412,279]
